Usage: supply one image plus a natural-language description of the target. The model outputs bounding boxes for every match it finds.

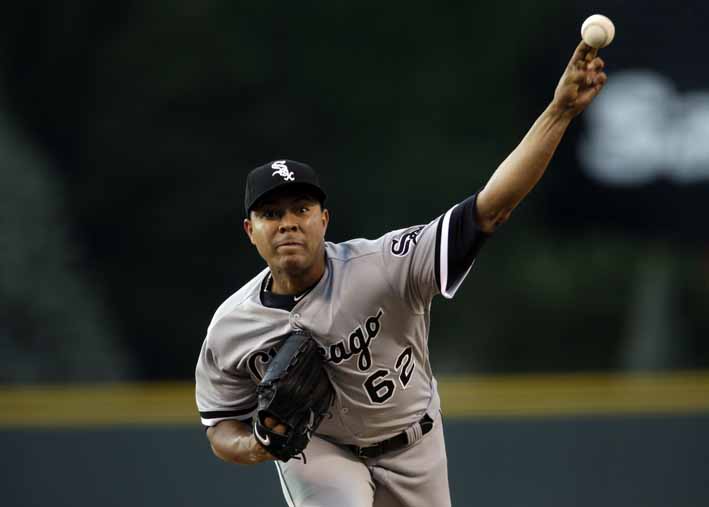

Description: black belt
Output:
[347,414,434,459]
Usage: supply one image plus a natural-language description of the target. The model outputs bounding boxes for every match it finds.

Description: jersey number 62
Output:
[362,347,415,404]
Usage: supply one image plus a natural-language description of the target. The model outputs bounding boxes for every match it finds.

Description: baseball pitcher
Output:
[195,41,607,506]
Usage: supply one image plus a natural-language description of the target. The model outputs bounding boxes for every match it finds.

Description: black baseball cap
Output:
[244,159,327,215]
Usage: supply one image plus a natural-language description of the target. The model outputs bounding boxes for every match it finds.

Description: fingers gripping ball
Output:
[581,14,615,49]
[253,330,334,462]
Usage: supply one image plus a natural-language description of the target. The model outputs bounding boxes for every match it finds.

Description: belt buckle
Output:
[355,444,380,459]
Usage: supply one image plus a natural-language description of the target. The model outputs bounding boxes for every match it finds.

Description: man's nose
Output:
[278,212,299,233]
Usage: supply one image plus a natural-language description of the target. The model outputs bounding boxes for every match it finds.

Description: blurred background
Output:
[1,1,708,506]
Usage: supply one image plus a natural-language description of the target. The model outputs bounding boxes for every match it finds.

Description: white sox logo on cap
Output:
[244,159,325,215]
[271,160,295,181]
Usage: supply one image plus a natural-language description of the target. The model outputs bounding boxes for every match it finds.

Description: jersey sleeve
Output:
[195,335,257,427]
[381,193,489,310]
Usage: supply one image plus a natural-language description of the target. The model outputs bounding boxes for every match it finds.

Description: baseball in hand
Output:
[581,14,615,48]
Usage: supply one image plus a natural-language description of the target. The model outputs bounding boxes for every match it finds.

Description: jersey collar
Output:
[259,273,315,311]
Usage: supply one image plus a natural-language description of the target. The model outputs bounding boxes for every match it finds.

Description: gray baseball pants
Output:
[275,411,451,507]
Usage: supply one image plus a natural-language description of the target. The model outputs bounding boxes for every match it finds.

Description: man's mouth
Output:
[276,241,304,249]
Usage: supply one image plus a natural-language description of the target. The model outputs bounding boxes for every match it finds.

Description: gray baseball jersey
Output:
[195,193,486,448]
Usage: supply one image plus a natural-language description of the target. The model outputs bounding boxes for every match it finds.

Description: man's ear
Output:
[321,208,330,234]
[243,218,256,245]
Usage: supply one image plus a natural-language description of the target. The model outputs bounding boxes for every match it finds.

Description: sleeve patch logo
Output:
[391,226,423,257]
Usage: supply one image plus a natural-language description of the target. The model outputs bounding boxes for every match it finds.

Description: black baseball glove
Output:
[252,329,334,462]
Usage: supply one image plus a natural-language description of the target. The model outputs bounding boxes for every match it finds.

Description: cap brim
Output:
[246,182,327,215]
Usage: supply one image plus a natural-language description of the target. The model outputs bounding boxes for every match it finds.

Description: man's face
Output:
[243,191,329,276]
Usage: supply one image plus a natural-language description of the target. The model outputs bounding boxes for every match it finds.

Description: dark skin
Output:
[243,189,329,295]
[207,40,608,466]
[207,417,286,465]
[476,42,607,232]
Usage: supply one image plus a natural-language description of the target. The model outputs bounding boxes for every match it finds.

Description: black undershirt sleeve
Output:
[440,193,489,294]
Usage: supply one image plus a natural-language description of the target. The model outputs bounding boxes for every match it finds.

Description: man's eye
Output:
[262,210,277,219]
[299,207,309,213]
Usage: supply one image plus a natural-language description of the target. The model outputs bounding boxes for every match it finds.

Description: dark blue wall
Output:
[3,414,708,507]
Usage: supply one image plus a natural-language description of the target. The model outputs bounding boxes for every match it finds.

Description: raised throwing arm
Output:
[475,41,607,233]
